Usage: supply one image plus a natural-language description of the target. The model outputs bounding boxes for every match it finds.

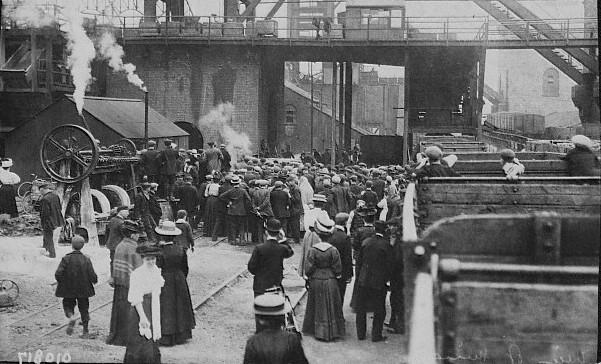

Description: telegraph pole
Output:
[331,62,337,167]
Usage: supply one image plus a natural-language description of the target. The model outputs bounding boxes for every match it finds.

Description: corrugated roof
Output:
[66,95,188,138]
[285,81,374,136]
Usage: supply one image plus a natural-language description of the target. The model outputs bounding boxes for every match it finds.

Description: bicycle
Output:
[17,174,50,198]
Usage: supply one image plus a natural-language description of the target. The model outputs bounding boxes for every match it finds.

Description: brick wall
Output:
[106,45,263,153]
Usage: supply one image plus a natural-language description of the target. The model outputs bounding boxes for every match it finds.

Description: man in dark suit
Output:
[286,176,302,244]
[220,176,251,244]
[39,183,64,258]
[174,175,200,228]
[354,220,393,342]
[329,213,353,308]
[157,139,179,198]
[220,144,232,172]
[247,218,294,297]
[270,181,291,235]
[371,170,386,200]
[133,182,156,242]
[360,180,379,208]
[140,140,160,183]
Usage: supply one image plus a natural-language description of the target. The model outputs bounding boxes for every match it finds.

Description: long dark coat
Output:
[220,186,251,216]
[55,251,98,298]
[329,228,353,281]
[270,189,291,219]
[247,239,294,294]
[40,191,64,231]
[140,149,160,176]
[354,234,393,312]
[158,148,179,176]
[105,215,125,251]
[288,186,303,217]
[134,193,156,238]
[157,243,195,345]
[565,146,601,176]
[174,183,199,216]
[331,185,351,215]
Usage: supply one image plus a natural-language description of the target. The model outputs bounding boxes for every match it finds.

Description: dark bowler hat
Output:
[121,220,142,233]
[136,243,162,257]
[254,294,288,316]
[265,218,282,233]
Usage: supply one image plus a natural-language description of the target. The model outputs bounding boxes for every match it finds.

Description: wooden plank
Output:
[419,183,600,197]
[422,193,600,206]
[420,214,600,263]
[453,159,567,173]
[454,152,565,161]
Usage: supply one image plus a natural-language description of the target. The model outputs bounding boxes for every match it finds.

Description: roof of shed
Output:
[66,95,188,138]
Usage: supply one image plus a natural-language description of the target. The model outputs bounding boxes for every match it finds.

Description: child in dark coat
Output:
[174,210,195,252]
[55,235,98,338]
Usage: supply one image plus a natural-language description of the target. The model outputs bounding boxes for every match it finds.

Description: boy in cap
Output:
[414,146,460,179]
[55,235,98,338]
[499,149,525,181]
[243,294,308,364]
[174,210,195,252]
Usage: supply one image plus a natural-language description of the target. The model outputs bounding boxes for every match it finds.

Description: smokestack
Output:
[144,90,149,148]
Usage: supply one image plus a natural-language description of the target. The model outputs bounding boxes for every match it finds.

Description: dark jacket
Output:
[174,220,194,250]
[288,186,303,217]
[270,189,291,219]
[105,215,125,251]
[372,179,386,200]
[174,183,200,215]
[247,239,294,294]
[40,191,64,231]
[149,194,163,225]
[243,328,308,364]
[140,148,160,176]
[356,234,393,290]
[360,189,379,208]
[55,250,98,298]
[329,227,353,281]
[565,146,601,176]
[352,225,375,253]
[251,188,274,218]
[220,186,251,216]
[415,163,460,178]
[158,148,179,176]
[331,185,351,215]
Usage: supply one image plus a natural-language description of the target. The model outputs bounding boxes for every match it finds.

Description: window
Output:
[542,68,559,97]
[285,105,296,123]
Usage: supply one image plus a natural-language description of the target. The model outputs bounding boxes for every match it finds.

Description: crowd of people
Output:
[1,134,600,363]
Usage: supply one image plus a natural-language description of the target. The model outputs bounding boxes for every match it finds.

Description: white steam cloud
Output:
[197,103,252,165]
[97,32,147,92]
[4,0,55,28]
[64,6,96,115]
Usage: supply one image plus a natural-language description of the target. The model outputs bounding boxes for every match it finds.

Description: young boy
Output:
[54,235,98,338]
[174,209,195,252]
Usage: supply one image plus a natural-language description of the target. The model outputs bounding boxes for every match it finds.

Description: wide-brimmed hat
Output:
[312,194,327,203]
[314,215,335,234]
[154,220,182,236]
[265,218,282,233]
[1,158,13,168]
[254,294,288,316]
[136,243,162,257]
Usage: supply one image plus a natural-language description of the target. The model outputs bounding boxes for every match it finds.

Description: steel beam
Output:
[265,0,285,20]
[241,0,261,18]
[496,0,598,73]
[474,0,585,83]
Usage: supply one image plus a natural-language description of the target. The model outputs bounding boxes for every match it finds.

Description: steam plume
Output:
[197,103,252,165]
[4,0,55,28]
[63,6,95,115]
[97,32,147,92]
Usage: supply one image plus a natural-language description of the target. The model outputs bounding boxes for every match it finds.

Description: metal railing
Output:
[62,14,598,45]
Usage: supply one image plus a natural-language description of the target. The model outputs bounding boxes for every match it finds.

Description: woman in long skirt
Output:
[155,221,196,346]
[107,221,143,346]
[0,158,20,218]
[302,216,345,342]
[124,244,164,364]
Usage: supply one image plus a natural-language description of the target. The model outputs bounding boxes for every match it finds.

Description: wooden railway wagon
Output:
[400,166,600,362]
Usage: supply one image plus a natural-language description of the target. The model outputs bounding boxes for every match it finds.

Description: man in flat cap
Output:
[220,144,232,173]
[157,139,179,198]
[414,146,460,179]
[243,293,308,364]
[270,181,291,236]
[39,183,64,258]
[564,135,600,176]
[140,140,160,184]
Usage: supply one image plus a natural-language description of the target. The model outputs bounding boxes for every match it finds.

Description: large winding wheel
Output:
[40,124,99,184]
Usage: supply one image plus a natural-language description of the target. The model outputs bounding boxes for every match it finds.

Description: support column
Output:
[45,37,53,92]
[344,62,353,151]
[142,0,157,27]
[30,31,38,92]
[476,47,486,139]
[338,62,345,149]
[331,62,337,167]
[402,52,410,165]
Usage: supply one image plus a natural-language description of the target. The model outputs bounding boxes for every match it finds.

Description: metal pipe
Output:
[144,90,149,148]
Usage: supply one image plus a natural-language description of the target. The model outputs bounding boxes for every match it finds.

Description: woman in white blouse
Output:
[124,244,164,364]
